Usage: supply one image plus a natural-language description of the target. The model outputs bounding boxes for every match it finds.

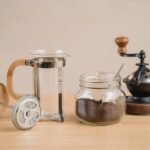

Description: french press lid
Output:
[28,49,69,68]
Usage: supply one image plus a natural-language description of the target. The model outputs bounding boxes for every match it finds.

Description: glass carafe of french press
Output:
[7,49,69,122]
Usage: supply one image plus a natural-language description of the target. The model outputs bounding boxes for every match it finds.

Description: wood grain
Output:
[0,95,150,150]
[7,59,27,100]
[115,36,129,54]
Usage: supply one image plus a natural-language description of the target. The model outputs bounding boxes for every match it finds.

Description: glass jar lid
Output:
[79,72,121,89]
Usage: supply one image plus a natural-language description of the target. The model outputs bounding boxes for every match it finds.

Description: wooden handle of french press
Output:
[7,59,28,100]
[115,36,129,54]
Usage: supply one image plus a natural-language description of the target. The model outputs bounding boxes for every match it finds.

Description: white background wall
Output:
[0,0,150,95]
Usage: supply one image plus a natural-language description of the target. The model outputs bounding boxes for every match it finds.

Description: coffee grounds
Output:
[76,98,124,123]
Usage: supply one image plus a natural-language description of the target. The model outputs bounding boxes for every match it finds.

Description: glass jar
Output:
[75,72,126,125]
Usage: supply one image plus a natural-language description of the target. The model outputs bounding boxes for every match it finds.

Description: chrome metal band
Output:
[25,57,66,68]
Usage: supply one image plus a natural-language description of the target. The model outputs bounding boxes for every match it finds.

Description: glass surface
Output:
[30,49,68,122]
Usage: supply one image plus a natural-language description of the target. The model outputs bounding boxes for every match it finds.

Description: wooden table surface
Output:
[0,95,150,150]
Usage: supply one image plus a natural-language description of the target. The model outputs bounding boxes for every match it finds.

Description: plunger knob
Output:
[115,36,129,54]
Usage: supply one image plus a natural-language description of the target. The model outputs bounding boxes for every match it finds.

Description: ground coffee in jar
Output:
[75,72,126,125]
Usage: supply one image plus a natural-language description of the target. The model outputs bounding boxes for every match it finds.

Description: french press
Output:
[115,36,150,115]
[7,49,69,122]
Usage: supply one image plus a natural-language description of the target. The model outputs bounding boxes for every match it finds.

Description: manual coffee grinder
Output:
[115,36,150,115]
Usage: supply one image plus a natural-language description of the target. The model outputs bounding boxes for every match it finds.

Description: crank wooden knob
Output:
[115,36,129,54]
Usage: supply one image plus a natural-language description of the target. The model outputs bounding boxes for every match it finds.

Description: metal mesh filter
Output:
[12,96,41,130]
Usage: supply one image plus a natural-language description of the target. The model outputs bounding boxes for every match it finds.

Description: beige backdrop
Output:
[0,0,150,95]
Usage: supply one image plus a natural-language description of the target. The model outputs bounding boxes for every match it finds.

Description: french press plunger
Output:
[0,95,41,130]
[7,49,69,122]
[115,36,150,115]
